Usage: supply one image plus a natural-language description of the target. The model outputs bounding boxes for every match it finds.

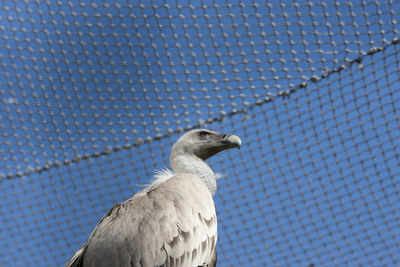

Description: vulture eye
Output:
[199,131,209,138]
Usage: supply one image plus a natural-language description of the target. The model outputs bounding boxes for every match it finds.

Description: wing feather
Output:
[66,173,217,267]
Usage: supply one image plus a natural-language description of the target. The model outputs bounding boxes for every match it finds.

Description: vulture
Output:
[66,129,241,267]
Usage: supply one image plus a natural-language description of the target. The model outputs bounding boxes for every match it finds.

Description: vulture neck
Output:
[171,153,217,196]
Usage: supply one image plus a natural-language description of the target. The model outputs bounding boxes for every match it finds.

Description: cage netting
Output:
[1,0,400,266]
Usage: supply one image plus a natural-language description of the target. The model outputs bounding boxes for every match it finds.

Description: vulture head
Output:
[171,129,242,161]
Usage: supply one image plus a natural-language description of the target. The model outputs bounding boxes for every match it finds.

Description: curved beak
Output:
[222,134,242,149]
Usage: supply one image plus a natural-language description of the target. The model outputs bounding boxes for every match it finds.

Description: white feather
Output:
[214,172,225,180]
[148,167,175,189]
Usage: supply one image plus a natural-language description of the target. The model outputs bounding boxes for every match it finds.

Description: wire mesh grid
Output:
[1,0,400,266]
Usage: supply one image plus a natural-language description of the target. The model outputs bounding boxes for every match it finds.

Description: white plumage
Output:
[150,167,175,189]
[66,129,241,267]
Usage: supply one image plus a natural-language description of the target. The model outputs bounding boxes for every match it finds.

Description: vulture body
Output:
[66,129,241,267]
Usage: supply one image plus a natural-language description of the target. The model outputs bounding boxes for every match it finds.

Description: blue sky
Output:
[1,0,400,266]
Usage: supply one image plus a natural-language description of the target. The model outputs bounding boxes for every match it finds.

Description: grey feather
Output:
[66,129,241,267]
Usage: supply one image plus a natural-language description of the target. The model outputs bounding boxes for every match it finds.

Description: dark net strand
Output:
[1,1,400,266]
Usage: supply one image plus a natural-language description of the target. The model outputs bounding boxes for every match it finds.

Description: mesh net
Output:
[1,0,400,266]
